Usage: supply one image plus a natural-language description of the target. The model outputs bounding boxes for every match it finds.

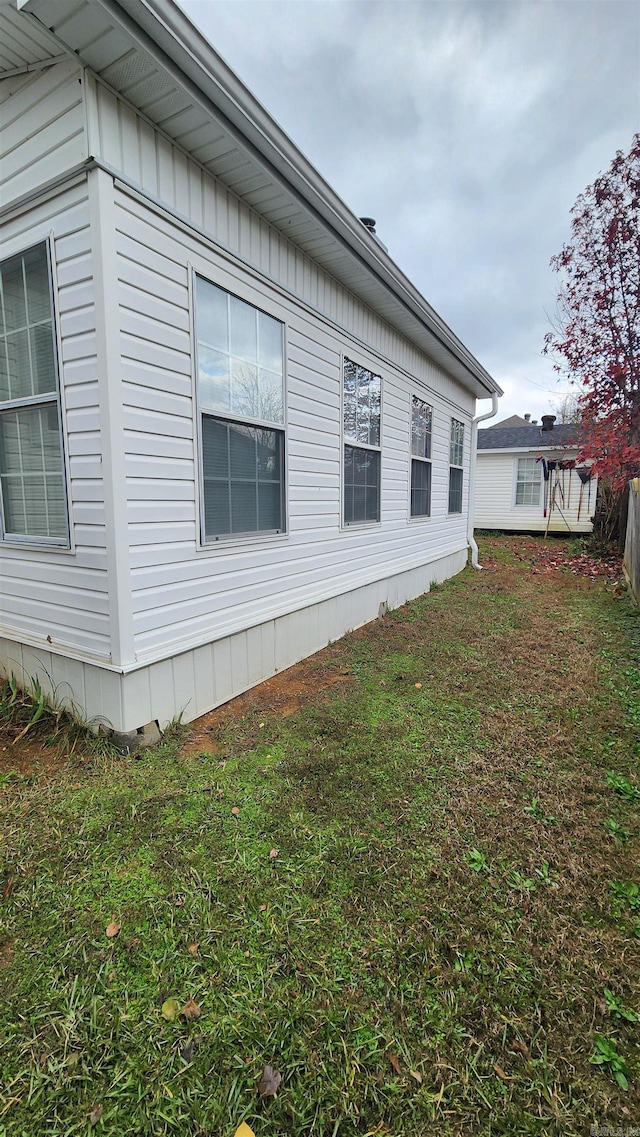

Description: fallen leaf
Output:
[414,682,423,689]
[494,1064,516,1082]
[181,1039,194,1063]
[187,943,199,956]
[269,848,279,860]
[2,875,14,901]
[512,1039,530,1058]
[596,995,607,1015]
[257,1064,282,1096]
[161,998,180,1022]
[388,1052,402,1076]
[105,921,120,939]
[259,904,267,911]
[409,1069,423,1084]
[89,1104,103,1126]
[234,1125,256,1137]
[231,807,240,817]
[181,998,201,1021]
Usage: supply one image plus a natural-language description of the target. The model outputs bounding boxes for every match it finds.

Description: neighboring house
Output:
[475,416,597,534]
[0,0,500,741]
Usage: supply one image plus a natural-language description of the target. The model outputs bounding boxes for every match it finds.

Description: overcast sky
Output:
[181,0,639,422]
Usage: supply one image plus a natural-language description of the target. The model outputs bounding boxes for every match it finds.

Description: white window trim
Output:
[192,267,288,546]
[0,235,71,549]
[513,456,543,508]
[408,391,433,522]
[447,417,465,515]
[341,353,383,529]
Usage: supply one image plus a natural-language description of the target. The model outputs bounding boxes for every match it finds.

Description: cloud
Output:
[181,0,639,419]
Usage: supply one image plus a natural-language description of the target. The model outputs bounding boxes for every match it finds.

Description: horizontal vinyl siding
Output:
[90,78,469,408]
[474,452,595,533]
[114,190,473,663]
[0,183,111,659]
[0,60,87,208]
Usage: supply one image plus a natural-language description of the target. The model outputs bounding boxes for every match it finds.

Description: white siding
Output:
[0,60,87,208]
[113,189,474,664]
[0,183,111,659]
[475,451,596,533]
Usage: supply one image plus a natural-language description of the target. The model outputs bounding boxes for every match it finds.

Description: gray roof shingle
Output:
[477,424,581,450]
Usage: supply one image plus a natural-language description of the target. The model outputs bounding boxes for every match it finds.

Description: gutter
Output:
[468,393,499,569]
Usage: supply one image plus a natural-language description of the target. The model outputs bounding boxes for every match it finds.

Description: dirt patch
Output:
[182,660,355,755]
[0,733,70,779]
[0,940,14,970]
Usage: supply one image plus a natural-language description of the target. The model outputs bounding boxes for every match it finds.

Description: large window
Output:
[448,418,464,514]
[410,395,432,517]
[515,457,541,506]
[195,276,285,540]
[343,357,381,525]
[0,243,68,544]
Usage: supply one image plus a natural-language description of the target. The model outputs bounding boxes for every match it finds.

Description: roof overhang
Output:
[4,0,501,399]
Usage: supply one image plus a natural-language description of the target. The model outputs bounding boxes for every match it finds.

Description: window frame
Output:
[0,237,70,549]
[409,392,433,521]
[448,417,465,515]
[514,456,542,507]
[341,355,382,529]
[193,269,288,546]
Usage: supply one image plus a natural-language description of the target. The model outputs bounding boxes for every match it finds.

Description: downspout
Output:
[468,392,499,569]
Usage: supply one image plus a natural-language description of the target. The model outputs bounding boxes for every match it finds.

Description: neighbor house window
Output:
[195,276,285,540]
[343,357,381,525]
[515,457,541,506]
[0,242,68,544]
[410,395,432,517]
[448,418,464,513]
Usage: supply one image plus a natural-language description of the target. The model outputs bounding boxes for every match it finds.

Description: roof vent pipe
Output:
[541,414,556,432]
[360,217,377,234]
[524,413,531,422]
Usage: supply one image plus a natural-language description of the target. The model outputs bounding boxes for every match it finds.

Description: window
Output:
[410,395,432,517]
[515,457,541,506]
[343,357,381,524]
[0,242,68,544]
[448,418,464,513]
[195,275,285,540]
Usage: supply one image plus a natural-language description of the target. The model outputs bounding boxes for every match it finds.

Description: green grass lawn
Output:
[1,536,639,1137]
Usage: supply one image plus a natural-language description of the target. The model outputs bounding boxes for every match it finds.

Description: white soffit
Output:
[3,0,501,399]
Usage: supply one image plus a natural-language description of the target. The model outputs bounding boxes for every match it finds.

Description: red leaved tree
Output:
[545,133,640,543]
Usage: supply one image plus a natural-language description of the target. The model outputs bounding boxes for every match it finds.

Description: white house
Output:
[0,0,501,743]
[475,416,596,534]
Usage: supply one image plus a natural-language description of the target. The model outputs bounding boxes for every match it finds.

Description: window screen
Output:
[515,457,541,506]
[410,395,432,517]
[448,418,464,514]
[0,243,68,543]
[343,358,381,524]
[196,276,285,540]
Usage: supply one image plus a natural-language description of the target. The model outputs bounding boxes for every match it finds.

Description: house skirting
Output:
[0,547,466,735]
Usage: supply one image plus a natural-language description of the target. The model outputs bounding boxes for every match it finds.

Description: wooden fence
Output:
[624,478,640,606]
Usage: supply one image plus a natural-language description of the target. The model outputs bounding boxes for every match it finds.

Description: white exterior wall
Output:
[1,66,479,734]
[116,186,473,669]
[0,181,111,662]
[475,451,596,533]
[0,61,112,669]
[0,59,86,210]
